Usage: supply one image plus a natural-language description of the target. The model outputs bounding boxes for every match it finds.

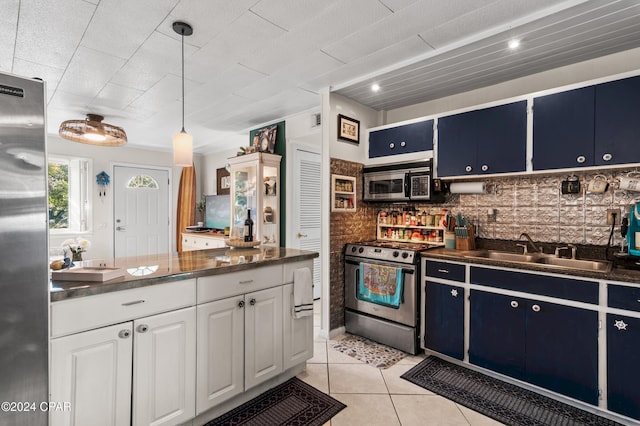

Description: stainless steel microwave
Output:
[363,160,434,202]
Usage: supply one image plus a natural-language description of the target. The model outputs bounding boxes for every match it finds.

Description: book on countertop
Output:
[52,267,125,282]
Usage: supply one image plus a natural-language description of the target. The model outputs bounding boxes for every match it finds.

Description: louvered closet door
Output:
[291,147,322,299]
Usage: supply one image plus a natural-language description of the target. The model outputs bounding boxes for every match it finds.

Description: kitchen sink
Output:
[464,249,612,273]
[534,256,612,272]
[465,250,542,263]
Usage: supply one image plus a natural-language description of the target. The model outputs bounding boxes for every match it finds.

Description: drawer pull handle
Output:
[118,330,131,339]
[239,279,254,284]
[531,304,541,312]
[136,324,149,333]
[437,269,449,274]
[510,301,519,308]
[122,299,145,306]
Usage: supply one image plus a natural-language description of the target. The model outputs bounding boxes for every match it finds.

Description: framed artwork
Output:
[337,114,360,144]
[216,167,230,195]
[253,124,278,153]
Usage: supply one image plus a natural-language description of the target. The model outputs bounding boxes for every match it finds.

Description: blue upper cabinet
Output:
[437,101,527,177]
[595,75,640,166]
[533,86,595,170]
[368,119,433,158]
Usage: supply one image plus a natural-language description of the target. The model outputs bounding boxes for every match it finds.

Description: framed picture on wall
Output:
[337,114,359,144]
[216,167,230,195]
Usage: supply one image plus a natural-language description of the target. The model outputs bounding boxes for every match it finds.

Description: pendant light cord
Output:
[181,28,186,134]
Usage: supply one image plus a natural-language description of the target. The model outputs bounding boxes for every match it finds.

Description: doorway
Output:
[113,165,171,257]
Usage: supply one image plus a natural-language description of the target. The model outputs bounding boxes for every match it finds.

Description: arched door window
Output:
[126,175,159,189]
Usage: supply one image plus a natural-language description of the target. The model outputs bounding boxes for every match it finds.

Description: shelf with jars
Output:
[331,174,356,212]
[376,208,448,245]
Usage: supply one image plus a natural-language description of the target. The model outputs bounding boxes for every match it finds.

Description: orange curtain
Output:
[176,165,196,252]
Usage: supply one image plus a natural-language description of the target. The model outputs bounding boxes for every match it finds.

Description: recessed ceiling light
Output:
[508,39,520,50]
[371,83,380,92]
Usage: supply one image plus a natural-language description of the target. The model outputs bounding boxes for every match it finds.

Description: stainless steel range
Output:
[344,241,435,354]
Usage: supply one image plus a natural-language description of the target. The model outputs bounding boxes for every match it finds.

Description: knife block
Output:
[455,225,476,251]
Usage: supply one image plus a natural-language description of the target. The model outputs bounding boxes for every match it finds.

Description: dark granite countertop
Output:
[421,247,640,285]
[50,247,318,302]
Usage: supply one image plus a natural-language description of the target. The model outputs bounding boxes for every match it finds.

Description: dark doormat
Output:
[401,356,624,426]
[204,377,346,426]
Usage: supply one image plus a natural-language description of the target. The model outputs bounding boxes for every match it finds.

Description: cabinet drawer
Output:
[182,233,225,250]
[51,279,196,337]
[471,267,598,304]
[608,284,640,312]
[197,264,283,303]
[425,260,466,282]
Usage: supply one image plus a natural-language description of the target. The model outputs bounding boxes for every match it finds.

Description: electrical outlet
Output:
[607,208,621,225]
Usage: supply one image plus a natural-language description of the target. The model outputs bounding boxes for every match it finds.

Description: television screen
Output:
[205,195,230,231]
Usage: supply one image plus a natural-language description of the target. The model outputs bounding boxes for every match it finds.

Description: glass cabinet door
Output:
[231,164,257,232]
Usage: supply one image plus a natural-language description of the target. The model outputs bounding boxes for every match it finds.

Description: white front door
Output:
[289,144,322,299]
[114,165,170,257]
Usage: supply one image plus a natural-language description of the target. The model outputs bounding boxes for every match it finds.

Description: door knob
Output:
[116,226,126,231]
[297,232,307,238]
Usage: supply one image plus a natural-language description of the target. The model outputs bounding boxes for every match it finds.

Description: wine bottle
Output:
[244,209,253,242]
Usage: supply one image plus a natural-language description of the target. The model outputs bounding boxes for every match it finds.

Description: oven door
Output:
[344,257,417,327]
[363,170,408,201]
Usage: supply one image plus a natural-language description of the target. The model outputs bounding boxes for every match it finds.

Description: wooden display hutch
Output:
[376,211,446,246]
[228,152,281,247]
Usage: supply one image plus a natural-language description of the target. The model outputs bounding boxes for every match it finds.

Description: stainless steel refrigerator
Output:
[0,72,48,425]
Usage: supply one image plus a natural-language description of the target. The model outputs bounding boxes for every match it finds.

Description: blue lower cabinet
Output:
[469,290,598,405]
[424,281,464,359]
[607,314,640,420]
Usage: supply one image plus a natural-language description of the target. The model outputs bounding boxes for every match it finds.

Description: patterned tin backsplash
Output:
[420,169,640,246]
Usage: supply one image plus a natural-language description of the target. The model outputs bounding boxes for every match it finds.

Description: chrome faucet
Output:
[518,233,543,253]
[555,243,577,259]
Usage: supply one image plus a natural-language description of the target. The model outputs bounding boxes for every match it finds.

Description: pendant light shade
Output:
[59,114,127,146]
[173,21,193,166]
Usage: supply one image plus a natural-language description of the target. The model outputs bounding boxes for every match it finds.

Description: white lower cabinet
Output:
[50,307,196,426]
[50,322,133,426]
[196,286,284,414]
[283,283,313,370]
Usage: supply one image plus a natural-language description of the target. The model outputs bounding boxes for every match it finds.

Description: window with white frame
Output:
[48,156,91,233]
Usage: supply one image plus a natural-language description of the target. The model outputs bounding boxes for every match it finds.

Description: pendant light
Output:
[173,21,193,166]
[59,114,127,146]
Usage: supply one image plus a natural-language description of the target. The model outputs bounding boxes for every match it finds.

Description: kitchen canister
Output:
[618,176,640,192]
[444,231,456,249]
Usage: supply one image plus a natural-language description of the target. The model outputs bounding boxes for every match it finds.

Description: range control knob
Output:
[351,246,357,252]
[402,252,409,259]
[392,251,399,257]
[358,247,364,253]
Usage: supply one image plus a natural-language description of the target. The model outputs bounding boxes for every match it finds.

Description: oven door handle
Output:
[345,259,360,266]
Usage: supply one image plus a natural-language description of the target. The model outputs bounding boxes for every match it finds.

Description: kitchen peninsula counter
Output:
[50,247,318,302]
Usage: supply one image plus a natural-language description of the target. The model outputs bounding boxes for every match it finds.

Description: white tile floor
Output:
[297,301,504,426]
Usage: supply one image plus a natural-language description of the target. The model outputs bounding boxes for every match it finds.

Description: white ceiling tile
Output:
[379,0,421,12]
[93,83,144,110]
[14,0,95,69]
[187,64,267,109]
[56,46,126,98]
[0,0,19,72]
[249,0,339,31]
[111,31,198,91]
[81,0,179,60]
[130,74,201,112]
[11,58,65,101]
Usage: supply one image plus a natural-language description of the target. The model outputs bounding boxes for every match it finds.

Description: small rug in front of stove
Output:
[330,334,408,369]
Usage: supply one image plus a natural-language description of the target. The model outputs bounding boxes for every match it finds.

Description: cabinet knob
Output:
[481,164,489,172]
[450,289,458,297]
[510,300,519,308]
[136,324,149,333]
[400,141,406,147]
[613,319,628,331]
[602,153,612,162]
[205,242,209,246]
[531,304,541,312]
[250,298,257,306]
[389,143,395,149]
[465,165,472,172]
[238,300,245,308]
[576,155,586,164]
[118,330,131,339]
